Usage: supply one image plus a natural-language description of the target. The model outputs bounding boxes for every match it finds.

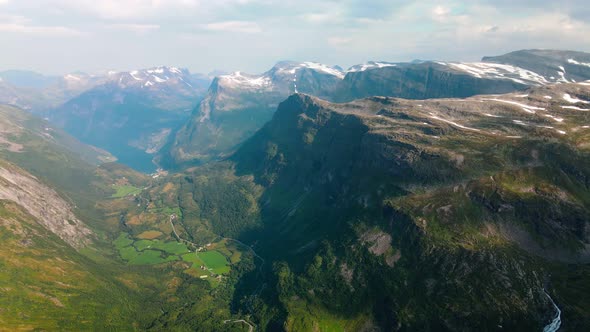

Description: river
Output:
[543,289,561,332]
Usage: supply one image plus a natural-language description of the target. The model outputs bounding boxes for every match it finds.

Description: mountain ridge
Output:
[165,49,590,169]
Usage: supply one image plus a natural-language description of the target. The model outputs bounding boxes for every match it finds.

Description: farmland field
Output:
[111,184,142,198]
[198,251,230,275]
[113,232,189,265]
[137,230,163,239]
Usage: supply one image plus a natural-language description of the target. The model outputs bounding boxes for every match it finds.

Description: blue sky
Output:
[0,0,589,75]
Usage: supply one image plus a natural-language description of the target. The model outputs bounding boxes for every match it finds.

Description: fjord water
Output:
[110,145,158,173]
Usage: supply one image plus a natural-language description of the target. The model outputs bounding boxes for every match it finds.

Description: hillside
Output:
[112,80,590,330]
[206,82,589,330]
[0,106,253,330]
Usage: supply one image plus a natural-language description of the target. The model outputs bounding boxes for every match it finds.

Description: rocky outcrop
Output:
[0,162,92,248]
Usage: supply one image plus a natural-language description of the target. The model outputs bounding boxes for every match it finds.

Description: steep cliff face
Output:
[0,161,92,248]
[226,83,590,330]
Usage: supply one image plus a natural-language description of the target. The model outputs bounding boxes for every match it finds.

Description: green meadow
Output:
[111,184,142,198]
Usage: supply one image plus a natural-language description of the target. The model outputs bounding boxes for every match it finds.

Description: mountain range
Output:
[1,67,211,172]
[0,49,589,331]
[165,49,590,168]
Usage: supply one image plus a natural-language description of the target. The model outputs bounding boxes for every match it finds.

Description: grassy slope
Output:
[0,104,250,330]
[0,200,144,330]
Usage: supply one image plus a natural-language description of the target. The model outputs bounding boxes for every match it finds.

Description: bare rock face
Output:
[0,163,92,248]
[361,229,392,256]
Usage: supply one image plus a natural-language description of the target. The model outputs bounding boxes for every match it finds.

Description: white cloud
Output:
[51,0,200,19]
[107,23,160,34]
[0,14,81,36]
[0,23,81,36]
[202,21,262,33]
[432,5,450,17]
[301,12,342,24]
[328,36,352,46]
[0,0,589,74]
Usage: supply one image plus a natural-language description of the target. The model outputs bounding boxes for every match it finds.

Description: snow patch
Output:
[151,75,167,83]
[541,114,564,123]
[485,98,545,114]
[220,71,273,88]
[348,61,397,73]
[147,67,165,74]
[561,105,590,111]
[563,93,589,104]
[567,58,590,68]
[301,62,344,78]
[428,113,481,132]
[446,62,549,85]
[179,77,193,88]
[513,120,528,126]
[557,70,569,83]
[130,71,143,81]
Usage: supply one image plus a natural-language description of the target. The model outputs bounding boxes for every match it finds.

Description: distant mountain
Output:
[0,70,59,89]
[165,61,344,167]
[165,49,590,168]
[482,49,590,83]
[0,70,104,112]
[334,49,590,101]
[46,66,210,172]
[333,61,532,101]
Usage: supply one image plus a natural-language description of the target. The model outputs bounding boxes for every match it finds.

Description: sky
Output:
[0,0,589,75]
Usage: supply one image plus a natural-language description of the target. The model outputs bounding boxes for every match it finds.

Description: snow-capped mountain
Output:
[214,61,343,94]
[166,61,344,166]
[482,49,590,83]
[166,49,590,167]
[104,66,205,92]
[44,66,211,172]
[334,50,590,102]
[347,61,397,73]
